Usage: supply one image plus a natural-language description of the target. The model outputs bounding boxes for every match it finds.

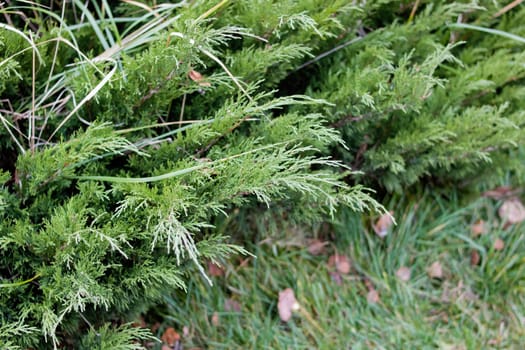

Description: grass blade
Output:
[448,23,525,44]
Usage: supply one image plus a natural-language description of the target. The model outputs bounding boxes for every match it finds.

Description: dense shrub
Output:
[297,2,525,192]
[0,0,523,348]
[0,1,377,348]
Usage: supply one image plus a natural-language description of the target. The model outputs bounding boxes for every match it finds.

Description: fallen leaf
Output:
[366,289,380,304]
[307,239,328,255]
[224,298,241,312]
[470,250,480,266]
[493,238,505,251]
[188,69,203,81]
[373,211,394,238]
[327,254,351,274]
[396,266,411,282]
[471,220,487,237]
[483,186,520,200]
[207,261,224,277]
[189,70,211,87]
[498,198,525,225]
[278,288,300,322]
[211,312,219,326]
[427,261,443,279]
[161,327,180,347]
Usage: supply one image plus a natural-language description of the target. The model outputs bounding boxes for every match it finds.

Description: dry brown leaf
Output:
[373,211,394,238]
[471,220,487,237]
[277,288,300,322]
[307,239,328,255]
[396,266,411,282]
[493,238,505,251]
[224,298,241,312]
[188,70,203,81]
[427,261,443,279]
[498,198,525,225]
[483,186,516,199]
[188,70,211,87]
[161,327,180,347]
[211,312,220,326]
[366,289,380,304]
[207,261,224,277]
[470,250,480,266]
[327,254,351,274]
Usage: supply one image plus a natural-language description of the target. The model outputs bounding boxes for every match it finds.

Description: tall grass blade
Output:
[448,23,525,44]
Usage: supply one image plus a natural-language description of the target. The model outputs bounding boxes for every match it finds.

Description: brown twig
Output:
[294,36,364,72]
[195,114,252,158]
[351,140,369,170]
[408,0,420,23]
[134,69,177,109]
[493,0,524,18]
[4,1,39,33]
[329,112,371,128]
[0,1,14,26]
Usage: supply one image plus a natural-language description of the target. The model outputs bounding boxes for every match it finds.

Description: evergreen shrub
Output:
[294,2,525,191]
[0,0,523,348]
[0,1,378,348]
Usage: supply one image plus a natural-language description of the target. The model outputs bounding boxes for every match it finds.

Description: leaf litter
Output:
[327,253,351,274]
[427,261,443,279]
[278,288,300,322]
[396,266,411,282]
[498,197,525,225]
[373,211,394,238]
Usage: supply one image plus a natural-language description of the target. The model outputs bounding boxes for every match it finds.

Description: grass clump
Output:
[162,193,525,349]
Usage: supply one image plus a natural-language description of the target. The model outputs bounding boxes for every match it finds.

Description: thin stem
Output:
[408,0,420,23]
[197,0,230,21]
[293,36,363,72]
[0,272,41,288]
[74,142,286,183]
[493,0,524,18]
[179,93,187,124]
[30,35,36,153]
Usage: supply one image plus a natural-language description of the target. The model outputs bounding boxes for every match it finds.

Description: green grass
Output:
[156,193,525,349]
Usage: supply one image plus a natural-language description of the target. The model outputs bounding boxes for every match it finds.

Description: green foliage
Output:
[0,1,381,348]
[296,1,525,191]
[163,192,525,349]
[1,0,524,348]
